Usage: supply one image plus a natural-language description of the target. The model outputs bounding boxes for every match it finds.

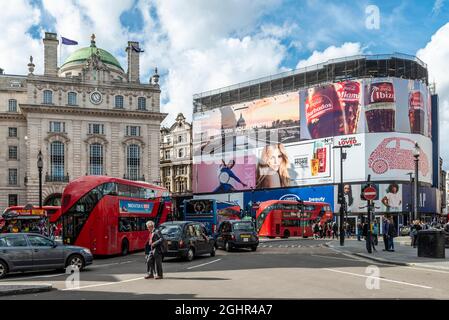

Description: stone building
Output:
[0,32,165,210]
[160,113,192,217]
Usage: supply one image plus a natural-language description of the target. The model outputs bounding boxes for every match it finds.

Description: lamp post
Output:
[37,150,43,209]
[406,172,413,225]
[333,145,352,246]
[413,143,421,221]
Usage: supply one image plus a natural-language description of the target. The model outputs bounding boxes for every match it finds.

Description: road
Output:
[2,238,449,299]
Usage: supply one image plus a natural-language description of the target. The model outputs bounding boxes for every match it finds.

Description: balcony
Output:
[123,174,145,181]
[45,174,69,183]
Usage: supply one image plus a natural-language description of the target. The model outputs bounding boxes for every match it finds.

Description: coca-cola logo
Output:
[369,82,394,103]
[306,93,333,119]
[335,82,360,102]
[409,91,424,110]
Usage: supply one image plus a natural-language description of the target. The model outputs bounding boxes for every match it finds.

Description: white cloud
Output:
[417,22,449,168]
[0,0,42,74]
[296,42,364,69]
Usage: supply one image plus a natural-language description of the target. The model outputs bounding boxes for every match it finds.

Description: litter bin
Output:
[417,230,446,258]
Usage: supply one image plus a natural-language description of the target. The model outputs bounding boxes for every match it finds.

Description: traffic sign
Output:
[362,185,377,201]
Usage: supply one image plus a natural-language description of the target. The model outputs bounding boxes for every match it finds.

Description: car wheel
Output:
[121,239,129,256]
[0,260,8,279]
[225,241,231,252]
[66,254,85,271]
[282,230,290,239]
[372,159,388,174]
[186,248,195,262]
[251,246,257,252]
[210,245,216,257]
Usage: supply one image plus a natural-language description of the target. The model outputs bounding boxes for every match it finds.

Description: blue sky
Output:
[1,0,449,166]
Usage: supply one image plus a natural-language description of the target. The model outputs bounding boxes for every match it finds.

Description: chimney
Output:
[126,41,140,83]
[43,32,59,77]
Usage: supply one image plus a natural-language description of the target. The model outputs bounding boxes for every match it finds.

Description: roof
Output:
[61,46,123,71]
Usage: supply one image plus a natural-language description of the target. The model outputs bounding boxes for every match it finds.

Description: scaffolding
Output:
[193,53,428,113]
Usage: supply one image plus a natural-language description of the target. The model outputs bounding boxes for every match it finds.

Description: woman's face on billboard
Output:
[267,146,281,172]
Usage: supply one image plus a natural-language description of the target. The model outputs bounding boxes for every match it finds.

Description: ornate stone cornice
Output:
[19,104,167,121]
[121,137,146,147]
[44,132,71,143]
[84,134,109,145]
[0,113,26,121]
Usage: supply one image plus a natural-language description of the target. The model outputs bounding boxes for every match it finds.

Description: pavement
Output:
[326,236,449,271]
[0,283,53,296]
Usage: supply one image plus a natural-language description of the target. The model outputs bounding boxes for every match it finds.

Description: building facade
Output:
[0,32,166,211]
[160,113,193,217]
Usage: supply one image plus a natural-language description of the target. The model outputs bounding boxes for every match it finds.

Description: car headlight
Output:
[82,248,92,255]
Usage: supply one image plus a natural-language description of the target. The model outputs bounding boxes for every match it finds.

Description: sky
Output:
[1,0,449,166]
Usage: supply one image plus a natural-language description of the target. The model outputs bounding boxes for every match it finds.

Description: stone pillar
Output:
[126,41,140,83]
[43,32,59,77]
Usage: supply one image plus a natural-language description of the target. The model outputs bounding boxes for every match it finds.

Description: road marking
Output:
[187,259,222,270]
[89,261,133,269]
[0,273,66,281]
[324,268,432,289]
[311,254,361,262]
[62,276,143,291]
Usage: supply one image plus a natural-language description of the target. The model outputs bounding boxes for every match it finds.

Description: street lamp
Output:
[37,150,43,208]
[406,172,413,225]
[413,143,420,221]
[333,144,352,246]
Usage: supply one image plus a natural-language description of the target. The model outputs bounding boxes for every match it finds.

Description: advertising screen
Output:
[119,200,154,214]
[300,78,431,139]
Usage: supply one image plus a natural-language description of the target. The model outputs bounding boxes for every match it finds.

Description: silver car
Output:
[0,233,93,279]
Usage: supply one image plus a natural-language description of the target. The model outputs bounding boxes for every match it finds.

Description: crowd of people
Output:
[0,219,61,240]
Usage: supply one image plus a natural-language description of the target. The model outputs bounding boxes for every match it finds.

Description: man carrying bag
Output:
[145,221,164,279]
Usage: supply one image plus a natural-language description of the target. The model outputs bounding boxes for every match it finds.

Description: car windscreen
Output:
[232,222,254,232]
[159,225,182,237]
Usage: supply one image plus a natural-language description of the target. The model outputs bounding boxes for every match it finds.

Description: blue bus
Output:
[183,199,242,234]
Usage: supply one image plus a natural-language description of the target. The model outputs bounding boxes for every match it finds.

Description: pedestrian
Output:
[372,220,379,246]
[357,222,363,241]
[313,222,320,239]
[319,224,323,239]
[382,216,389,251]
[332,222,339,239]
[144,220,164,279]
[410,220,422,248]
[387,217,396,252]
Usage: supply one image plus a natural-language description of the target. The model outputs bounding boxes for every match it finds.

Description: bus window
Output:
[102,182,117,196]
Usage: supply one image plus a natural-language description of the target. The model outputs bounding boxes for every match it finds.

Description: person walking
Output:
[382,216,389,251]
[387,217,396,252]
[410,220,422,248]
[145,221,164,279]
[372,220,379,246]
[357,222,363,241]
[332,222,339,239]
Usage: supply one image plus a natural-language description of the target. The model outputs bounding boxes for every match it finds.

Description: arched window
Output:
[115,95,124,108]
[137,97,146,110]
[8,99,17,112]
[89,143,104,175]
[68,92,77,106]
[127,144,140,180]
[43,90,53,104]
[50,141,64,178]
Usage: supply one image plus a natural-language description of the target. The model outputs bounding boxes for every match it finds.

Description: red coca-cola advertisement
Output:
[365,81,396,132]
[408,90,425,135]
[305,84,346,139]
[335,81,361,134]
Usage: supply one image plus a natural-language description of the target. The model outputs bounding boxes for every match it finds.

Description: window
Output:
[28,235,54,247]
[50,141,65,177]
[89,143,104,175]
[115,95,124,108]
[178,149,184,158]
[165,181,171,191]
[8,194,18,206]
[126,126,141,136]
[8,99,17,112]
[8,127,17,137]
[43,90,53,104]
[68,92,77,105]
[137,97,146,110]
[88,123,105,135]
[49,121,65,133]
[8,146,18,160]
[4,235,28,247]
[127,144,140,180]
[8,169,17,185]
[178,135,183,143]
[164,150,170,160]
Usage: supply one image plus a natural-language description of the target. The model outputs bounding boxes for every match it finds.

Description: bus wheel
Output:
[282,230,290,239]
[267,236,275,239]
[121,239,129,256]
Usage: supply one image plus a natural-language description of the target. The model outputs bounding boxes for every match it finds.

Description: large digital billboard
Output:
[300,78,432,139]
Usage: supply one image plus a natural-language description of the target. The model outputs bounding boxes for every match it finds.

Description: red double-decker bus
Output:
[255,200,333,238]
[60,176,172,256]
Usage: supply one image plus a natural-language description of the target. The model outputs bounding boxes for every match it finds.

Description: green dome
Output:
[61,46,123,71]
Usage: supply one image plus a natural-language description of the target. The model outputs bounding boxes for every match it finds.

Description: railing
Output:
[45,174,69,182]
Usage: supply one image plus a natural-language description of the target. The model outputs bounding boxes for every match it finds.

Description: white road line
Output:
[324,268,433,289]
[62,276,144,291]
[89,261,133,269]
[0,273,66,281]
[187,259,222,270]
